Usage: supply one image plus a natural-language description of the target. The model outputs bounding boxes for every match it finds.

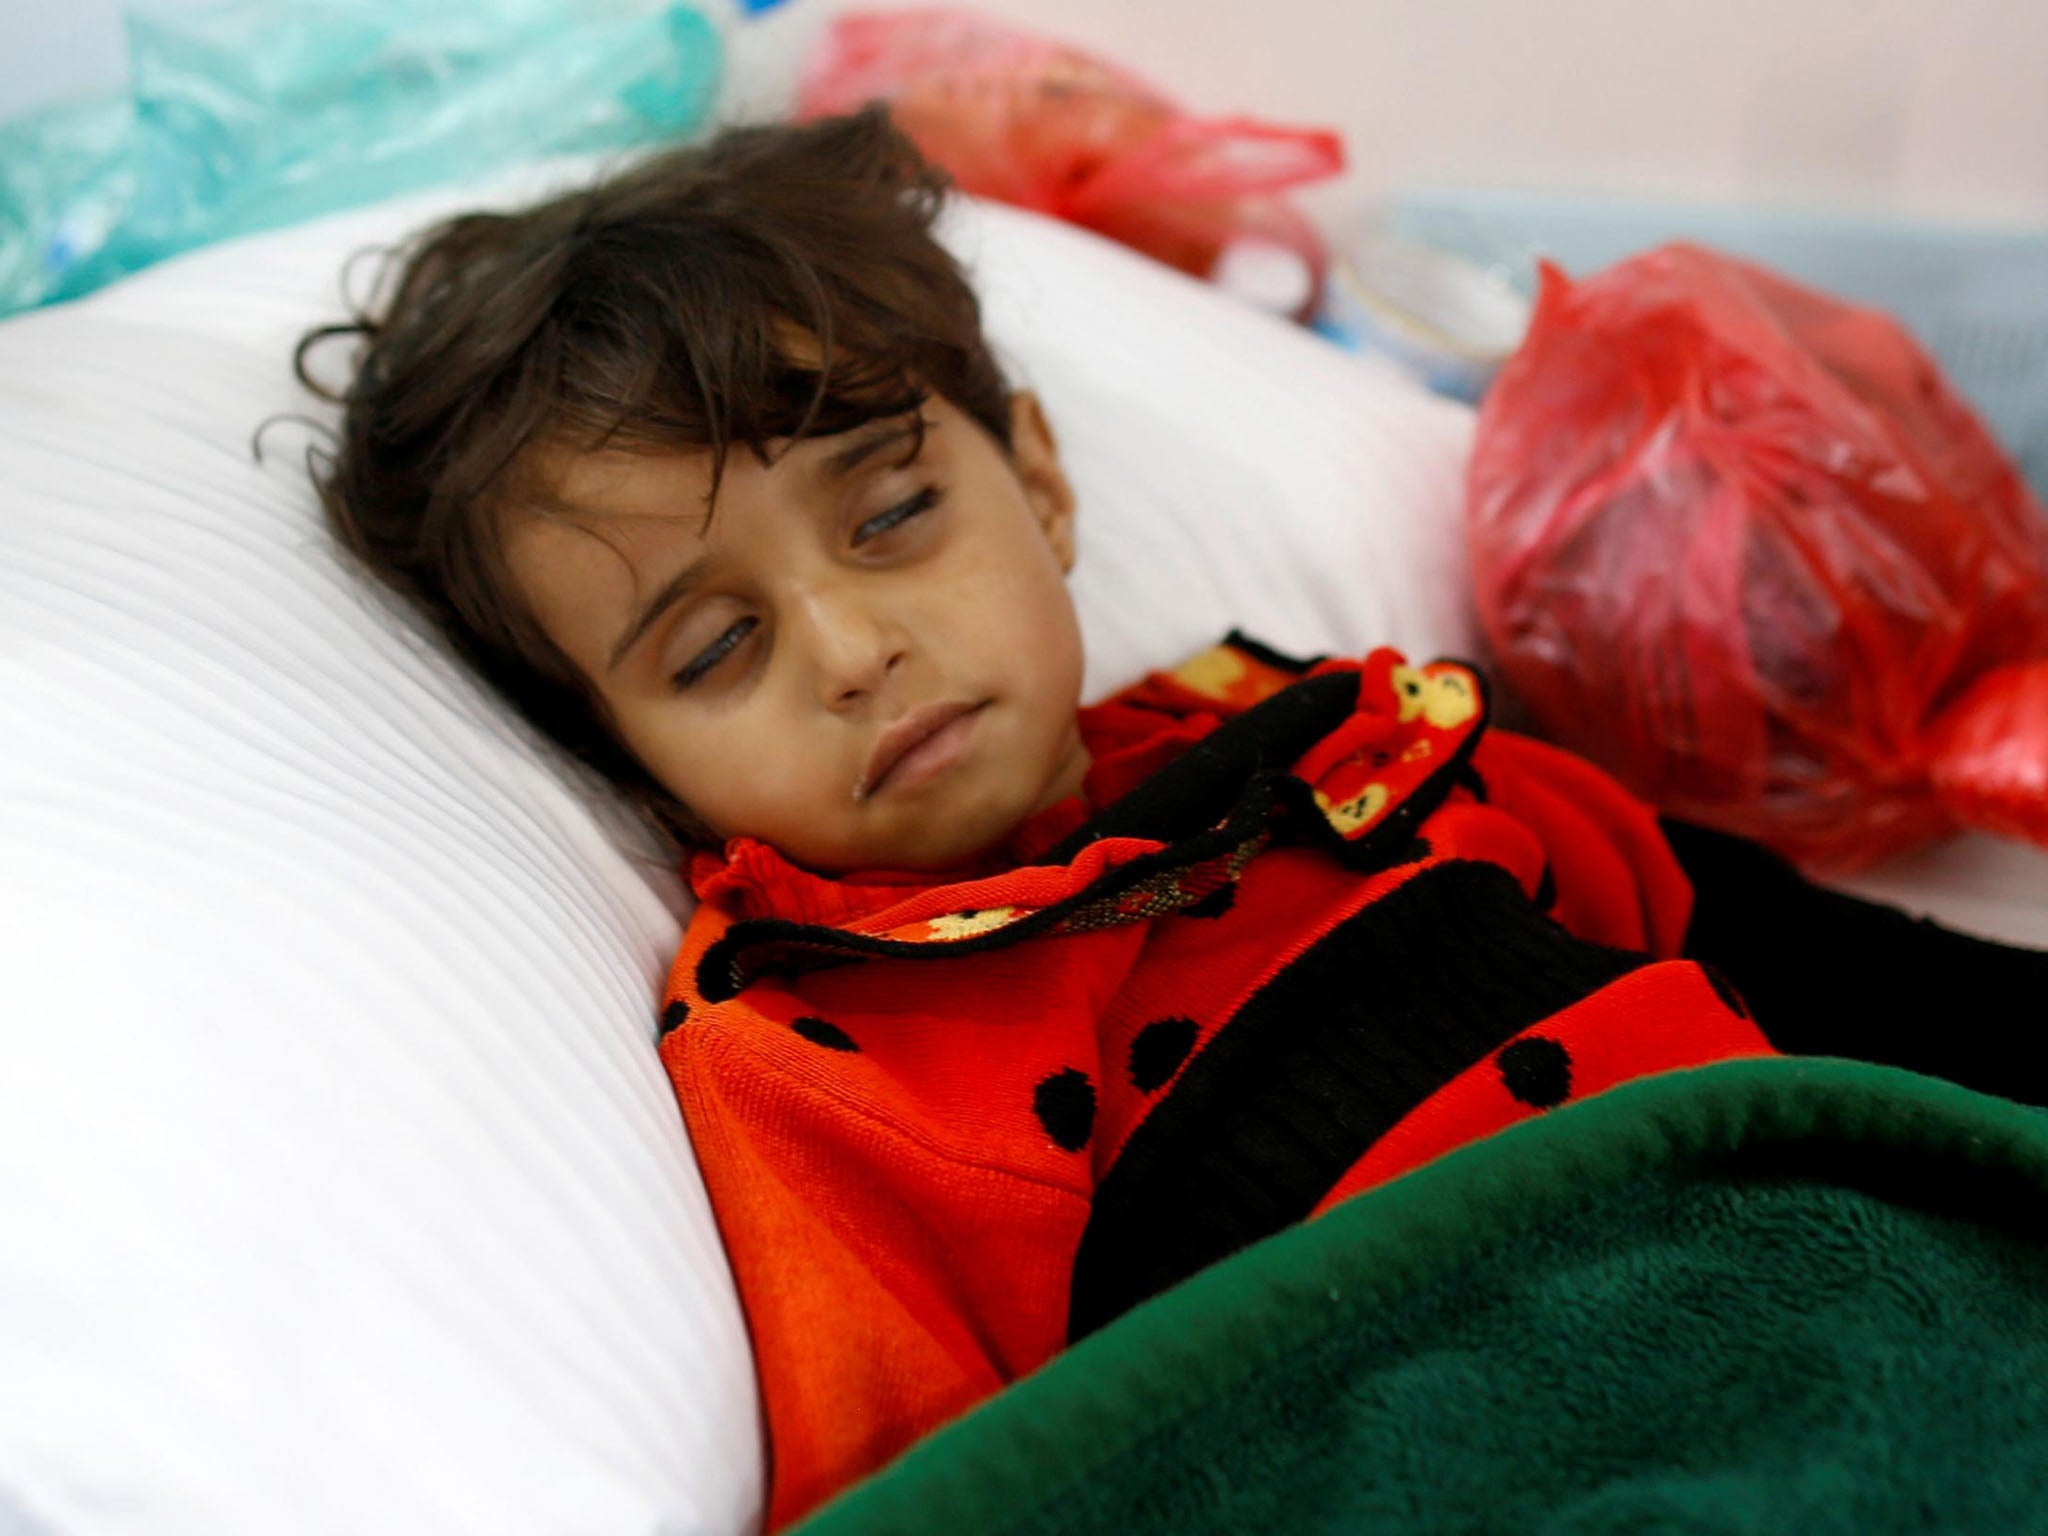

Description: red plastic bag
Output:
[796,8,1344,309]
[1467,243,2048,871]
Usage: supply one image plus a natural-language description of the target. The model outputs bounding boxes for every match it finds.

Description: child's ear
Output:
[1007,390,1078,574]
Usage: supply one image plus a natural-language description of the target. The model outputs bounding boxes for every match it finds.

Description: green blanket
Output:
[795,1059,2048,1535]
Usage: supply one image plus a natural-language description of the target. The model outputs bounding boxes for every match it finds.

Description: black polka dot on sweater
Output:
[1182,883,1236,920]
[1702,964,1751,1019]
[1128,1017,1199,1092]
[1497,1036,1572,1109]
[792,1015,860,1052]
[1389,835,1432,868]
[660,1000,690,1037]
[1034,1068,1096,1152]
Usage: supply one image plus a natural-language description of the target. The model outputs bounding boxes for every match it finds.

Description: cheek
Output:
[1015,542,1086,685]
[629,709,820,834]
[1046,612,1088,720]
[966,506,1078,634]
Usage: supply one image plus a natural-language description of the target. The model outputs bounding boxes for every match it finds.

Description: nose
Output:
[790,580,909,709]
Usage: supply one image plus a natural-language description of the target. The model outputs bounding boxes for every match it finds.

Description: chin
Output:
[888,835,1002,875]
[892,807,1021,874]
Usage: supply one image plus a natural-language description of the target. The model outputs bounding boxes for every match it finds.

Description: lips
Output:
[858,701,985,801]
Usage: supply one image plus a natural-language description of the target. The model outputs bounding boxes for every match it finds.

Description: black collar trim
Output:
[694,660,1491,1003]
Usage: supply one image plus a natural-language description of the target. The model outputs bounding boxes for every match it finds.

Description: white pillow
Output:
[0,160,1478,1536]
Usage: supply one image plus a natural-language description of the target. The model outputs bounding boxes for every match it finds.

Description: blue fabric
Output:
[0,0,725,318]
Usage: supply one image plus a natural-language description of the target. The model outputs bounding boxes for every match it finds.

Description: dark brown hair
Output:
[294,105,1015,856]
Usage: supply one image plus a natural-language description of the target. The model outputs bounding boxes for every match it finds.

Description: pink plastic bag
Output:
[797,8,1344,309]
[1467,243,2048,871]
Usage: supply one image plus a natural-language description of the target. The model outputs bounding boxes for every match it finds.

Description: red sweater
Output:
[658,633,1773,1528]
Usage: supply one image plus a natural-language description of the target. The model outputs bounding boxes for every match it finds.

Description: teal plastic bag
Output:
[0,0,725,317]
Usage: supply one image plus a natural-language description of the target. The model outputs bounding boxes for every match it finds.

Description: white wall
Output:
[8,0,2047,225]
[911,0,2048,225]
[0,0,125,117]
[770,0,2048,226]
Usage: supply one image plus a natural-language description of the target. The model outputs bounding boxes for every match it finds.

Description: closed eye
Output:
[854,486,942,545]
[671,615,757,691]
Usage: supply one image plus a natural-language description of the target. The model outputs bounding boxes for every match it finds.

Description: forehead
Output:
[511,388,949,530]
[517,438,720,528]
[496,404,953,643]
[495,450,713,663]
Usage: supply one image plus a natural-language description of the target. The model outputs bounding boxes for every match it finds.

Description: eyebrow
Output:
[604,413,928,672]
[823,413,925,479]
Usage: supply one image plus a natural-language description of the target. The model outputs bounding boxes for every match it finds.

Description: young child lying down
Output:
[298,106,2048,1529]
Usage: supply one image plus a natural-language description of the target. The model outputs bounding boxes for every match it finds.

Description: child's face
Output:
[503,391,1091,874]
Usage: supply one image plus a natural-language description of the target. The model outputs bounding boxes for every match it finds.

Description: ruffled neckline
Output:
[685,694,1218,928]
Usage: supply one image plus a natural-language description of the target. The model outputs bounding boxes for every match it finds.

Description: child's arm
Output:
[1661,818,2048,1109]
